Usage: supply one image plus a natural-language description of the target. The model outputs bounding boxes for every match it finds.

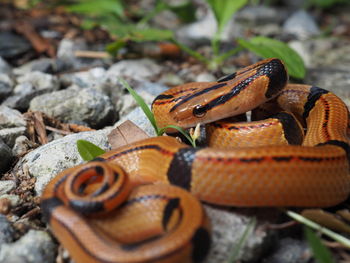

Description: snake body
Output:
[41,58,350,263]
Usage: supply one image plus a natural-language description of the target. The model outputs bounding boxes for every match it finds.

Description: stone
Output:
[0,74,13,102]
[0,180,16,195]
[0,32,31,59]
[106,59,162,81]
[0,126,27,148]
[235,6,286,26]
[283,10,320,40]
[17,129,112,195]
[29,86,117,129]
[0,230,56,263]
[203,206,275,263]
[0,214,15,246]
[0,105,26,128]
[117,90,155,118]
[0,57,12,75]
[12,136,33,157]
[0,195,19,207]
[3,71,59,111]
[0,138,13,173]
[13,58,58,75]
[195,72,216,82]
[262,238,311,263]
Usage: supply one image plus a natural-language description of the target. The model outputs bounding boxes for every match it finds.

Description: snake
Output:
[41,58,350,263]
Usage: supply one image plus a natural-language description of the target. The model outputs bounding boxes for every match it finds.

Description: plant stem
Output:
[286,210,350,248]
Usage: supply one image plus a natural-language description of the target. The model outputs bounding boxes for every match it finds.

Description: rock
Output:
[3,71,59,111]
[0,127,27,148]
[12,136,33,157]
[134,81,169,97]
[195,72,216,82]
[159,73,184,86]
[0,106,26,128]
[114,106,157,138]
[57,38,106,71]
[0,57,12,75]
[59,67,108,91]
[0,214,15,246]
[0,32,31,59]
[235,6,286,26]
[282,10,320,40]
[117,90,155,117]
[262,238,311,263]
[29,86,117,128]
[0,181,16,195]
[13,58,58,75]
[0,230,56,263]
[107,59,162,81]
[204,206,275,263]
[0,138,13,173]
[17,129,111,195]
[17,71,59,91]
[0,74,13,102]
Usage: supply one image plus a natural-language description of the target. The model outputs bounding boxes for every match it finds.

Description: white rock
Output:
[0,105,26,128]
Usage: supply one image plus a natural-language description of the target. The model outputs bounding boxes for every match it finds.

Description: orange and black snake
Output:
[41,58,350,263]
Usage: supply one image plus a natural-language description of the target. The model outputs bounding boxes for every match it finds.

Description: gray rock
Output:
[17,129,111,195]
[134,81,169,97]
[0,180,16,195]
[117,91,155,118]
[29,86,117,128]
[0,138,13,173]
[262,238,311,263]
[204,206,274,263]
[0,32,31,59]
[0,74,13,102]
[235,6,286,26]
[59,67,108,91]
[13,58,58,75]
[0,195,20,207]
[0,230,56,263]
[107,59,162,81]
[0,57,12,75]
[283,10,320,40]
[114,106,157,137]
[0,106,26,129]
[17,71,59,91]
[12,136,33,157]
[0,214,15,246]
[3,71,59,111]
[195,72,216,82]
[0,127,27,148]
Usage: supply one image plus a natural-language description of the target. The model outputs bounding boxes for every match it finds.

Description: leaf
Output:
[76,140,106,161]
[206,0,248,33]
[119,78,159,134]
[129,28,174,42]
[108,120,149,149]
[305,227,335,263]
[237,37,306,79]
[67,0,124,18]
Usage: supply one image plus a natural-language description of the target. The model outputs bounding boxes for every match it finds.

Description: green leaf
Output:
[67,0,125,18]
[206,0,248,33]
[305,227,335,263]
[237,37,306,79]
[119,78,159,134]
[77,140,106,161]
[106,40,127,56]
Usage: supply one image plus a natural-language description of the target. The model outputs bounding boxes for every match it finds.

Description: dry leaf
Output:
[302,209,350,234]
[108,120,149,149]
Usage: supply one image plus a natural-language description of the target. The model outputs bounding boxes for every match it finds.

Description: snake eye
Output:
[193,105,207,118]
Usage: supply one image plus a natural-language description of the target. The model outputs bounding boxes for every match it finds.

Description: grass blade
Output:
[77,140,106,161]
[305,227,335,263]
[158,125,196,147]
[226,217,257,263]
[119,78,159,134]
